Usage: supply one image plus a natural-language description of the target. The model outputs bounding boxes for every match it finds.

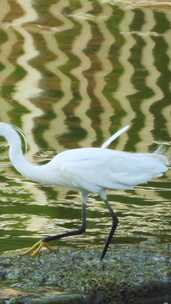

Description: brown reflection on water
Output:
[0,0,171,252]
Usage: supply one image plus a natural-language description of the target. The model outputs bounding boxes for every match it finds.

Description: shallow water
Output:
[0,0,171,253]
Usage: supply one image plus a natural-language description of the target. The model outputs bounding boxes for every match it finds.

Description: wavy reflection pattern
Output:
[0,0,171,251]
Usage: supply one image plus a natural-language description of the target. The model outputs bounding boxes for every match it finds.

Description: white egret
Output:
[0,122,169,259]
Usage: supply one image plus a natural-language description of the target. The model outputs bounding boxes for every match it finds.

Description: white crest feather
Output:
[14,126,28,152]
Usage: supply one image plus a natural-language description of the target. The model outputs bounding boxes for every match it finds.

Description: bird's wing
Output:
[53,148,168,193]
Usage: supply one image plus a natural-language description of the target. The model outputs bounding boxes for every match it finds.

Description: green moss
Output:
[0,244,170,303]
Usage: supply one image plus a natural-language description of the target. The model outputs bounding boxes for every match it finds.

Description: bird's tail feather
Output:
[154,144,166,155]
[153,144,169,166]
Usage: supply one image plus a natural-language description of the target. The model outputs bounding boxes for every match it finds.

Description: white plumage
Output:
[0,122,169,259]
[49,147,168,193]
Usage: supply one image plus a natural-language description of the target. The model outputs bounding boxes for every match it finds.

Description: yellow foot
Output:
[21,240,54,256]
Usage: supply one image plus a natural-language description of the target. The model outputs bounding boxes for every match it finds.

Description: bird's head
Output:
[0,123,27,151]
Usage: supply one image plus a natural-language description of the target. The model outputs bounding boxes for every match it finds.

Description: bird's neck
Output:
[8,129,37,178]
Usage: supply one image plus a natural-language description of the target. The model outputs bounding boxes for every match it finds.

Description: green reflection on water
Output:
[0,1,171,253]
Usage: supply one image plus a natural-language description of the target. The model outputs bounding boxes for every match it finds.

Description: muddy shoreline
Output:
[0,244,170,303]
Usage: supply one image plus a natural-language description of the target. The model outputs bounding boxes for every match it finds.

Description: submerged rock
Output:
[0,244,170,303]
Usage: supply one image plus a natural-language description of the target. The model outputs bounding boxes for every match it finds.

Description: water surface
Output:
[0,0,171,253]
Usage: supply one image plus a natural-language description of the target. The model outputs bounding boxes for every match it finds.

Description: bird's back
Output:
[49,147,169,193]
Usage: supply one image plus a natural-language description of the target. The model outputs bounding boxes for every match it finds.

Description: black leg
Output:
[43,192,87,242]
[100,199,119,260]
